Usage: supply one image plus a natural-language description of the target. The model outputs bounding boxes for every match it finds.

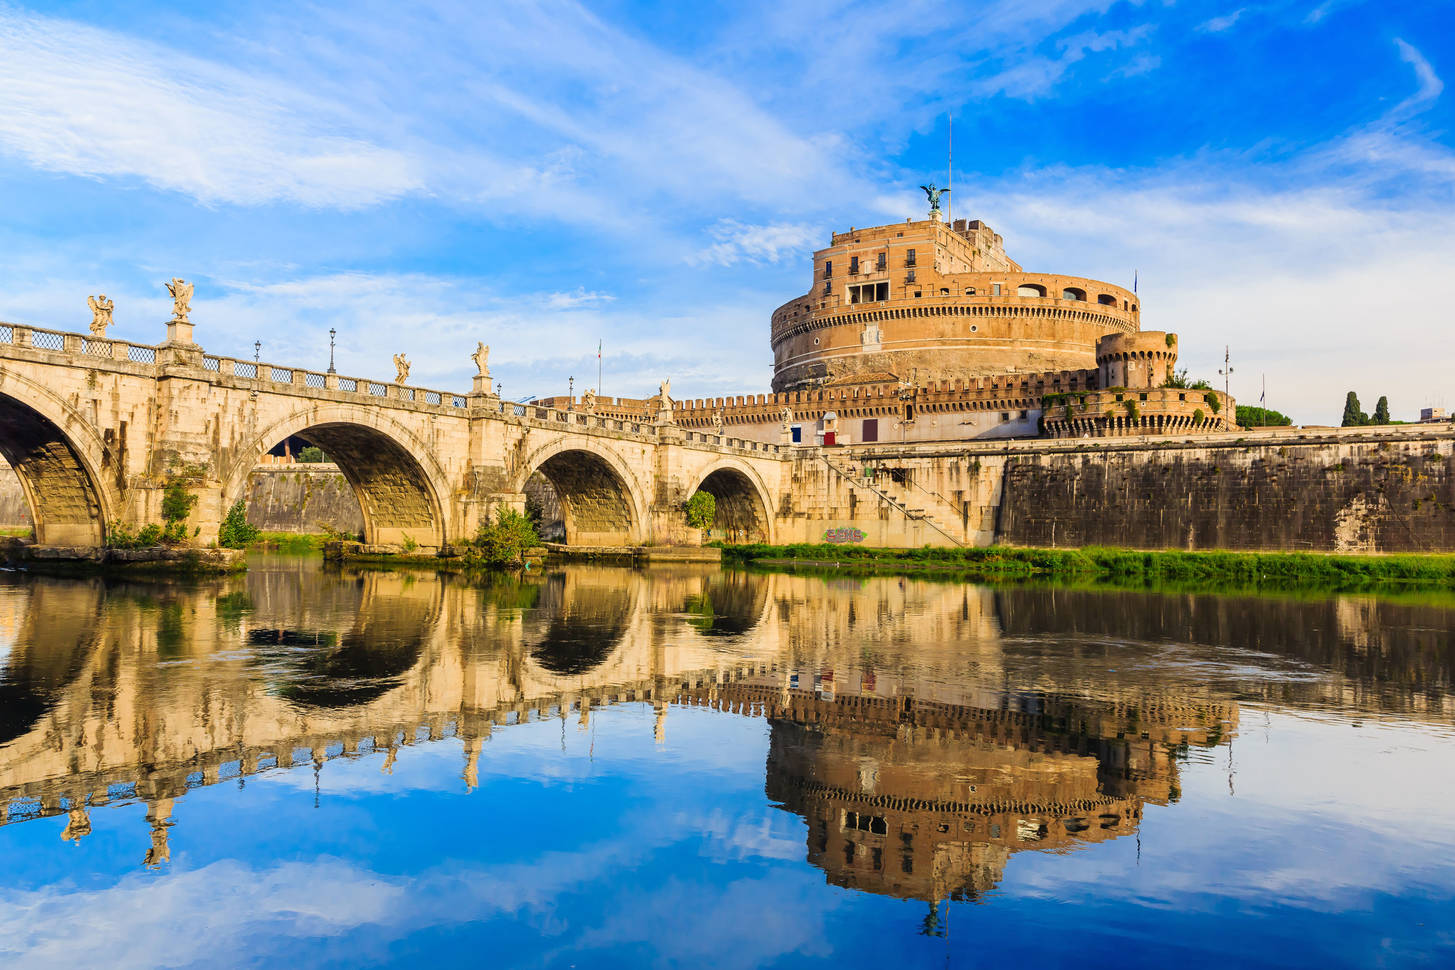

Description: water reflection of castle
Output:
[679,675,1233,901]
[0,563,1446,887]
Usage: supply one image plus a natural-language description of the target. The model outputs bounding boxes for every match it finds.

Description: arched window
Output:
[1017,283,1047,298]
[1062,287,1086,301]
[1098,294,1117,306]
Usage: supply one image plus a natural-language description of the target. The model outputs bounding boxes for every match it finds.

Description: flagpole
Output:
[947,112,952,226]
[598,340,602,398]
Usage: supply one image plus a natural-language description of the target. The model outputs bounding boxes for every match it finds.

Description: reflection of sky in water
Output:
[0,564,1451,968]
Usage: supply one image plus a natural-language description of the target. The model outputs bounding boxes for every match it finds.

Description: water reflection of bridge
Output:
[0,563,1448,887]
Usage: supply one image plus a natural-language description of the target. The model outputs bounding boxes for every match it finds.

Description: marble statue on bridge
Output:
[393,353,411,383]
[472,341,490,377]
[164,278,192,322]
[87,294,113,337]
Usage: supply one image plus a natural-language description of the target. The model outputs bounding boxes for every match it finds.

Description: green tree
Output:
[1341,391,1367,427]
[297,445,327,463]
[685,490,716,530]
[218,500,260,548]
[466,508,540,568]
[1372,396,1390,425]
[1236,405,1292,427]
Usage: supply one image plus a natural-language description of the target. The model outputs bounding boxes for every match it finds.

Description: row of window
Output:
[823,250,914,279]
[835,279,1137,311]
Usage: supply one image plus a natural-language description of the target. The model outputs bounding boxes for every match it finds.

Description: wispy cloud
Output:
[0,7,423,207]
[692,220,822,267]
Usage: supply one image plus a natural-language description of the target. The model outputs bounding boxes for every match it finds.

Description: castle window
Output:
[905,249,916,266]
[965,287,976,295]
[876,252,886,270]
[1001,412,1010,422]
[849,256,859,274]
[940,288,949,296]
[1062,287,1086,301]
[993,283,1002,296]
[1017,283,1047,298]
[1098,294,1117,306]
[822,282,830,296]
[906,270,916,283]
[913,290,922,298]
[791,426,802,443]
[969,325,978,332]
[823,261,832,279]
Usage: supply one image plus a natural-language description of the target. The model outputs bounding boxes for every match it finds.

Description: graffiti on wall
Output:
[822,527,866,544]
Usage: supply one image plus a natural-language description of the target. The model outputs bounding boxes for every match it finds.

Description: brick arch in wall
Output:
[516,438,646,547]
[0,375,115,546]
[224,406,451,551]
[690,458,774,544]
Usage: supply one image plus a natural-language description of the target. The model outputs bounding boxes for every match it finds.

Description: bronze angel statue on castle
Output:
[921,183,949,213]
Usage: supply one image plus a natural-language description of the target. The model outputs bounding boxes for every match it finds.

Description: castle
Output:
[542,202,1235,446]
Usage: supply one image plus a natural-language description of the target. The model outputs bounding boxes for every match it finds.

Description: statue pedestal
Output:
[929,209,943,223]
[166,318,194,345]
[472,373,492,395]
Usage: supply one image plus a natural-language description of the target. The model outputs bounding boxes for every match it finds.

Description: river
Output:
[0,554,1452,968]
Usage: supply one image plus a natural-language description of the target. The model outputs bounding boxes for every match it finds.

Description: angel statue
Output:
[87,294,114,337]
[472,341,490,376]
[658,378,672,404]
[581,387,597,413]
[164,278,193,322]
[712,410,725,435]
[780,406,794,431]
[393,353,411,383]
[920,183,950,213]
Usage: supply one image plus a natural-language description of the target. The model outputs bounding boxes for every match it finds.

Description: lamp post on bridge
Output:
[569,375,574,407]
[328,328,336,374]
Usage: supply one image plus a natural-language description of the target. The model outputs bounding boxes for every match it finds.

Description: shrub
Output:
[218,500,261,548]
[161,481,197,525]
[137,524,164,546]
[1192,409,1206,424]
[1206,393,1221,414]
[464,508,541,568]
[685,490,716,530]
[298,446,327,463]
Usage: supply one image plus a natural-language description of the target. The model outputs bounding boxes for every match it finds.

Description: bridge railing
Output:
[0,321,786,453]
[0,323,160,364]
[200,354,469,411]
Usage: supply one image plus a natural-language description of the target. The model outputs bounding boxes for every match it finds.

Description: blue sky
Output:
[0,0,1451,423]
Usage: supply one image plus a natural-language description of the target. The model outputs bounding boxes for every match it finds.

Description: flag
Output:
[1133,270,1138,294]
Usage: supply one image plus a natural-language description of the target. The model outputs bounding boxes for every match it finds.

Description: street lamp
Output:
[1218,345,1234,399]
[328,328,336,374]
[569,375,574,405]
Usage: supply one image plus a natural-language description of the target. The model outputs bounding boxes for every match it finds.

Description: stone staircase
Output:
[815,454,966,546]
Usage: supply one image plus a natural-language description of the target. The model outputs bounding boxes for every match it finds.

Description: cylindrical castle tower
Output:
[770,216,1141,392]
[1096,332,1178,389]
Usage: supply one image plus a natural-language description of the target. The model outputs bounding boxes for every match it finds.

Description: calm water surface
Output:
[0,555,1452,968]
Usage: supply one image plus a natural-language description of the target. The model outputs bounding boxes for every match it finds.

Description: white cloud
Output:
[1198,8,1246,32]
[692,220,823,267]
[0,7,423,207]
[1391,38,1444,118]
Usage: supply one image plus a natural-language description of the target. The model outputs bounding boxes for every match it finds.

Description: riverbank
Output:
[1,539,246,576]
[719,543,1455,592]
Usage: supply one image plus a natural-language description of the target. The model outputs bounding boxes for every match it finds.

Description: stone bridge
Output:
[0,316,789,551]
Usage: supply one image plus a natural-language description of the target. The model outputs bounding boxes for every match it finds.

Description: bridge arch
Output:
[224,406,452,550]
[691,458,775,544]
[0,375,114,546]
[516,438,646,547]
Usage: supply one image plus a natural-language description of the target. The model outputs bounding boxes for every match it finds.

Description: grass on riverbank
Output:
[719,543,1455,592]
[252,532,329,553]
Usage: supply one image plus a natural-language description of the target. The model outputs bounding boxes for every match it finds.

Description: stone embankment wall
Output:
[789,426,1455,553]
[995,428,1455,553]
[240,464,364,534]
[0,463,366,535]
